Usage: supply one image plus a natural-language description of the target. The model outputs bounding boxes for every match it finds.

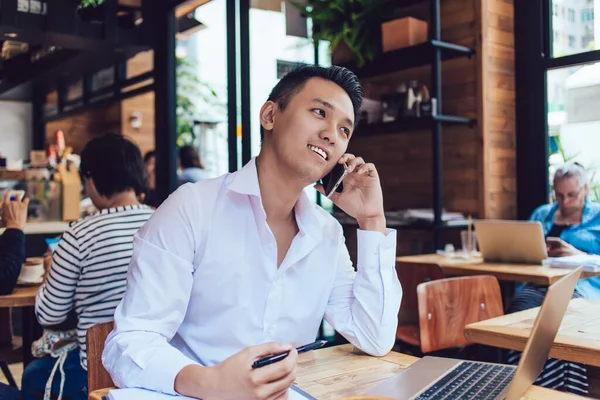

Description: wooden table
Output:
[88,344,586,399]
[0,284,41,366]
[465,298,600,367]
[396,254,596,285]
[0,285,38,308]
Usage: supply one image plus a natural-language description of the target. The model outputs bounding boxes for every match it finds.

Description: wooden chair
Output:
[397,275,504,354]
[394,262,444,346]
[0,308,21,388]
[87,321,115,392]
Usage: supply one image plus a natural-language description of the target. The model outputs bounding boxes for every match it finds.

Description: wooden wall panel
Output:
[121,91,155,157]
[45,103,121,153]
[478,0,517,220]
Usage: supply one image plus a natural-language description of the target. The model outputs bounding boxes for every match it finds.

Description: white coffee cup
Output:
[18,257,44,283]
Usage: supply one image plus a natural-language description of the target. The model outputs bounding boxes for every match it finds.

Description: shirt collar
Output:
[227,157,324,240]
[227,157,262,197]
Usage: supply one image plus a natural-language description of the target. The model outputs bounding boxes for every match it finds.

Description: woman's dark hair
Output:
[80,134,146,197]
[144,150,156,164]
[179,145,204,169]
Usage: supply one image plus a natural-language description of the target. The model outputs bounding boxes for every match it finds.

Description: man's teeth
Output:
[308,145,327,160]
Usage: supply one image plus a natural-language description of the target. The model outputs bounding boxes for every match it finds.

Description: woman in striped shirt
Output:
[22,134,154,400]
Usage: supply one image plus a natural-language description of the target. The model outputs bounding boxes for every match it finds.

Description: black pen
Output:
[251,340,328,368]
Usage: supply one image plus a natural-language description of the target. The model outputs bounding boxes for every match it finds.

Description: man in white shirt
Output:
[103,65,402,400]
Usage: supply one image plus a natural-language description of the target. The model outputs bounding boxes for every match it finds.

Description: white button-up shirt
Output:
[103,158,402,395]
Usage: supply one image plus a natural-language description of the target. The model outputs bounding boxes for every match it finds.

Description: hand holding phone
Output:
[1,190,29,230]
[546,236,563,248]
[252,340,328,368]
[8,190,25,202]
[320,163,348,198]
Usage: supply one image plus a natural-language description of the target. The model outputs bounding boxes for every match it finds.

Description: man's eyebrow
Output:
[312,98,334,109]
[312,98,354,127]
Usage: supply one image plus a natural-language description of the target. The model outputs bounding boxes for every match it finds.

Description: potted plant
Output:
[78,0,105,23]
[77,0,138,28]
[290,0,389,67]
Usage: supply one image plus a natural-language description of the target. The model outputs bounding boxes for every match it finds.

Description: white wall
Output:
[0,101,32,163]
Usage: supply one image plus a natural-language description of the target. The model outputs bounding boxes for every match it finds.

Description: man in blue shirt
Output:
[506,162,598,395]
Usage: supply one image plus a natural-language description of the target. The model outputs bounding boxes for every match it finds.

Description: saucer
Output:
[17,277,44,286]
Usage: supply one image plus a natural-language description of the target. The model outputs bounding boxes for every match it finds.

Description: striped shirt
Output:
[35,204,154,370]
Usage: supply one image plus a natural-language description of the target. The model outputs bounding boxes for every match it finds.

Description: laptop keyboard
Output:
[414,361,516,400]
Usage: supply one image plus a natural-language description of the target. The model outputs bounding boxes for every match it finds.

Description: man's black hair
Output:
[80,134,146,197]
[260,65,363,139]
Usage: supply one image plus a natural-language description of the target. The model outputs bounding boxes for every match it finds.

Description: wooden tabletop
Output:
[0,284,39,308]
[396,254,594,285]
[465,298,600,367]
[88,344,585,400]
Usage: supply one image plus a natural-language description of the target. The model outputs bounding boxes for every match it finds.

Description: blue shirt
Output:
[178,167,210,185]
[529,201,600,298]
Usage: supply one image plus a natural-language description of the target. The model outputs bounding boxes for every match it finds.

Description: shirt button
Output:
[268,243,275,252]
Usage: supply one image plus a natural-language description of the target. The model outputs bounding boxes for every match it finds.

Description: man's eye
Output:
[341,127,350,136]
[312,108,326,117]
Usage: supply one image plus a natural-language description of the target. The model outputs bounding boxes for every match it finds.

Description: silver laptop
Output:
[365,267,583,400]
[474,220,548,264]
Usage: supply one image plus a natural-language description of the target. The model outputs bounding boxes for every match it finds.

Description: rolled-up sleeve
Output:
[102,185,202,394]
[324,228,402,356]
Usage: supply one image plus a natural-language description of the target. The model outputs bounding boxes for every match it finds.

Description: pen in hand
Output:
[252,340,328,368]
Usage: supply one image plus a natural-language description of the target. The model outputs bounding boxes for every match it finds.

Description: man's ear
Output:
[260,101,276,133]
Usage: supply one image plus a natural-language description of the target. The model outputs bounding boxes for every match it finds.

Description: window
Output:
[568,35,576,48]
[547,64,600,201]
[551,1,598,57]
[582,9,594,22]
[516,1,600,219]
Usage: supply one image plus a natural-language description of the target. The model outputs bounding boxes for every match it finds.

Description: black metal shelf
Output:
[358,115,475,135]
[341,40,474,79]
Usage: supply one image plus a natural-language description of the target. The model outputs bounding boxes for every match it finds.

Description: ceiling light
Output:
[5,33,17,38]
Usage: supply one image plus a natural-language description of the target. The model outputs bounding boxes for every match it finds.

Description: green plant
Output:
[176,55,223,147]
[290,0,388,67]
[80,0,104,7]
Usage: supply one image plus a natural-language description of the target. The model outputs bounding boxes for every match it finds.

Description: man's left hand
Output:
[315,154,386,234]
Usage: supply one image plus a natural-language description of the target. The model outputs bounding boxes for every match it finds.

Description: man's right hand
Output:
[175,342,298,400]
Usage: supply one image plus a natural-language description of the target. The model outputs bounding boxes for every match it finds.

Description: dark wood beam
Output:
[0,1,149,51]
[0,49,80,96]
[44,83,154,123]
[154,0,178,203]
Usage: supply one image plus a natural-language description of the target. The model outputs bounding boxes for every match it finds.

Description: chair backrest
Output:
[395,262,444,325]
[87,321,115,392]
[417,275,503,353]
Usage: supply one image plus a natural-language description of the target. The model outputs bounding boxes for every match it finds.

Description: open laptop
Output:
[365,266,583,400]
[474,220,548,264]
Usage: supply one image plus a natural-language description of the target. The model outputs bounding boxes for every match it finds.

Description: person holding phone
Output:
[103,65,402,400]
[0,190,29,296]
[504,162,600,395]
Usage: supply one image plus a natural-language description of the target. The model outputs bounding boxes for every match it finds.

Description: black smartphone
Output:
[320,163,348,198]
[546,236,563,248]
[251,340,328,369]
